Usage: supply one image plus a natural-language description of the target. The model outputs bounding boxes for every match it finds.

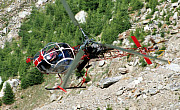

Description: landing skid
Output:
[45,86,86,92]
[45,68,88,92]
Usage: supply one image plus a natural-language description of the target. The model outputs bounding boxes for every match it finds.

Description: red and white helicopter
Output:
[26,0,168,92]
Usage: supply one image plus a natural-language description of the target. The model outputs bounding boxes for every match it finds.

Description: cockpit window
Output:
[63,49,74,58]
[43,44,57,52]
[58,43,70,48]
[34,51,40,59]
[37,42,75,74]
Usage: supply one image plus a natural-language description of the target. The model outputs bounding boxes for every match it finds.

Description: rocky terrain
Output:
[0,0,53,48]
[0,0,179,110]
[34,38,180,110]
[34,1,180,110]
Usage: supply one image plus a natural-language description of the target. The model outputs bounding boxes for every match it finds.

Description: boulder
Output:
[165,63,180,72]
[98,60,105,67]
[2,27,8,34]
[36,0,48,7]
[19,11,31,19]
[113,40,120,45]
[122,38,130,46]
[125,64,134,73]
[173,12,179,20]
[169,83,180,91]
[118,68,128,74]
[75,10,87,24]
[141,7,146,14]
[144,25,150,31]
[171,3,179,8]
[148,88,159,95]
[50,94,56,102]
[147,8,152,14]
[7,30,19,42]
[5,7,12,12]
[127,77,143,89]
[142,19,150,25]
[170,29,179,34]
[99,76,122,88]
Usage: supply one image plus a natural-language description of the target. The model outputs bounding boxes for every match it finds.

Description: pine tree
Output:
[2,82,15,105]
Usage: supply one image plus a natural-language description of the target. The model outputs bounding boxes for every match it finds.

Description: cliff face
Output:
[0,0,53,48]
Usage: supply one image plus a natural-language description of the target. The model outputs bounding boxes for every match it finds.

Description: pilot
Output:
[46,47,59,63]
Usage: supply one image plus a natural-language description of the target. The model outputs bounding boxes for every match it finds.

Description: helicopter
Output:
[26,0,169,92]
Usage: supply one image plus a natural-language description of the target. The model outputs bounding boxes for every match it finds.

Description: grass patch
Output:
[10,74,57,110]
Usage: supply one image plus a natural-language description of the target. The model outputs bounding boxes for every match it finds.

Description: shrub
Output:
[171,0,178,3]
[2,83,15,105]
[75,69,91,83]
[130,0,144,11]
[146,14,152,19]
[152,28,157,35]
[166,21,171,25]
[158,22,162,28]
[160,31,165,37]
[21,69,44,89]
[0,99,2,106]
[140,58,147,67]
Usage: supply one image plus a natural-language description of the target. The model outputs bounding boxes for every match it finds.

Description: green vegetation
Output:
[2,83,15,105]
[0,0,15,9]
[140,58,147,67]
[160,31,165,37]
[171,0,178,3]
[75,69,91,83]
[0,99,2,106]
[158,22,162,28]
[152,28,157,35]
[145,0,158,14]
[0,0,144,96]
[1,0,143,89]
[130,0,144,11]
[97,108,101,110]
[128,28,146,48]
[101,0,131,44]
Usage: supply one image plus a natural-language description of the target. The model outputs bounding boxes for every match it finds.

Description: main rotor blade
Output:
[101,43,169,63]
[62,48,84,88]
[61,0,80,27]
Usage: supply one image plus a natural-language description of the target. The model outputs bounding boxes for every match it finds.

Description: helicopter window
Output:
[54,59,72,73]
[58,43,70,48]
[63,49,74,58]
[34,51,40,59]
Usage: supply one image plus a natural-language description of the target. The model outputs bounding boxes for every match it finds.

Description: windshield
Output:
[36,42,75,74]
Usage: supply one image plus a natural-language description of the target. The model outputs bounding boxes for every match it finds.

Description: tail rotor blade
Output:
[61,48,84,89]
[131,36,141,48]
[101,43,168,63]
[61,0,80,27]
